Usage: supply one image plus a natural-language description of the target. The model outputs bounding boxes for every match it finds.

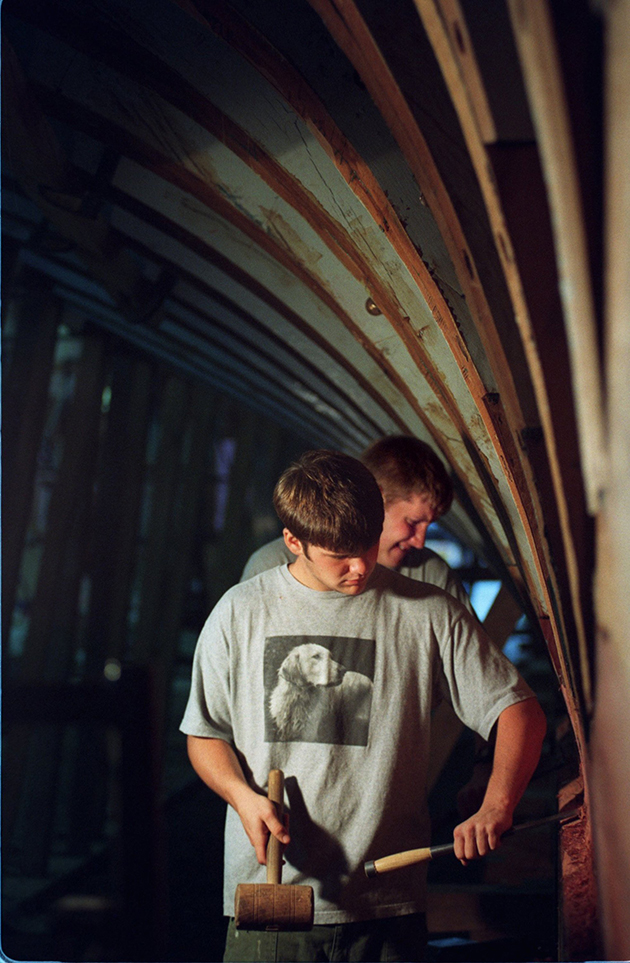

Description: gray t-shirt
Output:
[181,564,534,924]
[241,536,473,613]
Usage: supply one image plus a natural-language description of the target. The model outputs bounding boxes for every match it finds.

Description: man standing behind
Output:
[241,436,471,612]
[182,450,546,963]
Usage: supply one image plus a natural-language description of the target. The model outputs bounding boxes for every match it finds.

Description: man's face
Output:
[284,531,379,595]
[377,492,439,569]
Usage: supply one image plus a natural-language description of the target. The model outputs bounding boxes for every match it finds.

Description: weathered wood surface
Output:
[415,0,592,743]
[7,0,558,605]
[507,0,605,518]
[307,0,587,747]
[590,1,630,958]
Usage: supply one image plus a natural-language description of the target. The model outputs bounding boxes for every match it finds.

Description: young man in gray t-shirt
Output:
[181,450,546,963]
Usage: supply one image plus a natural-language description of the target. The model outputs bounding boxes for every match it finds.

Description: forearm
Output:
[187,734,255,813]
[453,697,546,862]
[186,735,289,862]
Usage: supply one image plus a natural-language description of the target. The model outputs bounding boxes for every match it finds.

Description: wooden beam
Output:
[415,0,592,733]
[305,0,582,696]
[10,1,540,580]
[67,352,153,856]
[1,35,159,326]
[204,404,260,606]
[430,0,498,144]
[506,0,606,516]
[132,373,188,664]
[2,270,59,650]
[590,1,630,958]
[18,333,106,682]
[85,354,154,664]
[5,332,106,871]
[150,381,215,729]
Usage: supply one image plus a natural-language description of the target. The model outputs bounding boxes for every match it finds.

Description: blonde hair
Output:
[361,436,453,515]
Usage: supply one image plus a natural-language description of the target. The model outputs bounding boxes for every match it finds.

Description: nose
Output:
[407,524,429,550]
[349,555,370,575]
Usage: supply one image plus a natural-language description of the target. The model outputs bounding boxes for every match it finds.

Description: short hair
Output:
[361,435,453,515]
[273,450,384,554]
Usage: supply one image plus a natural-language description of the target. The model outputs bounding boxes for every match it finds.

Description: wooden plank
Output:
[66,352,153,855]
[306,0,530,432]
[106,175,423,440]
[19,333,106,682]
[10,3,542,583]
[5,332,106,871]
[1,35,152,326]
[204,404,260,605]
[2,270,59,649]
[415,0,591,730]
[557,778,600,960]
[590,2,630,958]
[150,382,215,729]
[131,373,188,663]
[427,0,498,144]
[506,0,606,516]
[504,0,604,715]
[80,353,153,668]
[303,0,577,648]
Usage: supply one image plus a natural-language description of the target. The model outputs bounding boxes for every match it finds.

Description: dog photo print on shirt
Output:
[264,635,375,745]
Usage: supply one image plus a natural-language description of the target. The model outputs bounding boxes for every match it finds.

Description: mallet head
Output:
[234,882,314,930]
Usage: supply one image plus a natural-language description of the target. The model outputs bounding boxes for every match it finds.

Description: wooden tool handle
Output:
[364,845,433,877]
[364,808,581,877]
[266,769,284,885]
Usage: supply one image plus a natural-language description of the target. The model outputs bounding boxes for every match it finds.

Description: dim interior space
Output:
[3,0,630,961]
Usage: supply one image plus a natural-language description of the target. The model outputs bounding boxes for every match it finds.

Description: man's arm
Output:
[452,697,547,864]
[187,735,289,863]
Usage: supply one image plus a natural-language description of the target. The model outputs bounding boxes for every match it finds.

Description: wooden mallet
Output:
[234,769,314,930]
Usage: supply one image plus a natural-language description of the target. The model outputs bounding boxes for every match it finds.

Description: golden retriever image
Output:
[268,642,372,743]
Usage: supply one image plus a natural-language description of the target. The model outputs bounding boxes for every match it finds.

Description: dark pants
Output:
[223,913,428,962]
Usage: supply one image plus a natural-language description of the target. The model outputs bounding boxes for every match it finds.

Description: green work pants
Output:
[223,912,427,962]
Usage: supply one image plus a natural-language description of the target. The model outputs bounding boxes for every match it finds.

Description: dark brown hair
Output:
[273,450,384,553]
[361,435,453,515]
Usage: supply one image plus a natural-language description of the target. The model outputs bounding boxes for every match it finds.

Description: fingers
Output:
[253,830,269,865]
[453,812,508,865]
[250,806,290,865]
[266,809,290,847]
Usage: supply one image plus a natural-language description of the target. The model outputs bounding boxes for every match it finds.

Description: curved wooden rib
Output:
[13,6,520,568]
[304,0,586,730]
[506,0,606,516]
[195,0,549,595]
[413,0,592,725]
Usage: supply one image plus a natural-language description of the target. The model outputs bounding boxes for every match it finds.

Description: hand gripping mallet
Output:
[364,808,581,877]
[234,769,314,930]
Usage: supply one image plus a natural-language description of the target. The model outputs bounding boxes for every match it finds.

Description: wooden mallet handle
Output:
[266,769,284,884]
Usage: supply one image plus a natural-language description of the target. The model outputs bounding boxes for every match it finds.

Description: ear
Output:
[283,528,306,557]
[281,647,303,684]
